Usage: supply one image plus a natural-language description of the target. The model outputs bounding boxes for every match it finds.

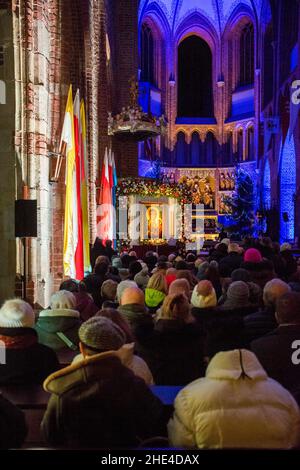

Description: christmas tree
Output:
[224,167,255,237]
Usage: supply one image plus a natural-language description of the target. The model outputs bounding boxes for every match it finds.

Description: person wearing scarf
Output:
[0,299,59,385]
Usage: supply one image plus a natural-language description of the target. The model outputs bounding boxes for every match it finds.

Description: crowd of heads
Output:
[1,236,300,449]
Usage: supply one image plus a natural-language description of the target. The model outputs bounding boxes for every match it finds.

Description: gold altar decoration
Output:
[178,175,215,209]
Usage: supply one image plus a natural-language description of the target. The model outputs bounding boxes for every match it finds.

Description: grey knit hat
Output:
[79,317,126,351]
[227,281,249,304]
[134,266,150,289]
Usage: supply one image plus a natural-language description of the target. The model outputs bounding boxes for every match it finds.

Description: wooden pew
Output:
[0,384,183,447]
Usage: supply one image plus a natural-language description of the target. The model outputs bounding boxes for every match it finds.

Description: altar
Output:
[115,167,236,249]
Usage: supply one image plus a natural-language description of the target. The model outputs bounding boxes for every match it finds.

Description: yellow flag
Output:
[62,85,76,277]
[80,99,91,272]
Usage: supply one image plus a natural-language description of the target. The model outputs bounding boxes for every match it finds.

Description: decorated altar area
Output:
[116,166,242,248]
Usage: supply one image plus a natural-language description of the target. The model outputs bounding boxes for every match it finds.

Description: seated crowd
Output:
[1,236,300,449]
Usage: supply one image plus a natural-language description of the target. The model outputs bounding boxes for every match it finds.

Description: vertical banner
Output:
[73,90,84,280]
[62,85,76,278]
[80,99,91,273]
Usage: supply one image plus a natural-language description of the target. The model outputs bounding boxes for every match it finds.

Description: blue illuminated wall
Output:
[279,136,296,242]
[263,158,271,210]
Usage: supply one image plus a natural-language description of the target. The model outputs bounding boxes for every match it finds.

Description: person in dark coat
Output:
[251,292,300,399]
[118,287,152,334]
[279,243,298,280]
[218,243,242,277]
[83,261,110,307]
[0,394,27,449]
[135,294,205,385]
[42,317,165,449]
[209,243,228,263]
[104,239,117,261]
[90,237,107,269]
[241,248,275,290]
[0,299,59,385]
[243,279,291,346]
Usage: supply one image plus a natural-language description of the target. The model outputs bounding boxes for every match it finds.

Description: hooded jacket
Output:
[145,288,166,309]
[72,343,154,385]
[118,303,152,332]
[35,308,81,352]
[42,351,164,448]
[168,349,300,449]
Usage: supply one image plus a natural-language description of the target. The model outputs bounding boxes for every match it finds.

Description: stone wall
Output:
[0,0,141,306]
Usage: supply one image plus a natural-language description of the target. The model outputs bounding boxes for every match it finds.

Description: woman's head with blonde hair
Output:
[147,271,168,294]
[159,293,192,322]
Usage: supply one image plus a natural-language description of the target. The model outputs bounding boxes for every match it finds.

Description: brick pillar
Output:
[111,0,139,177]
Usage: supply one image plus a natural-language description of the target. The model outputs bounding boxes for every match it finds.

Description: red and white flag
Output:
[97,148,114,243]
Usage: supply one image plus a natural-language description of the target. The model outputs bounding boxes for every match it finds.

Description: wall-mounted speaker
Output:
[282,212,289,223]
[15,200,37,238]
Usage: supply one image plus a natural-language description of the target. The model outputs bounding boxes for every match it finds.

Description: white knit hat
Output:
[0,299,35,328]
[50,290,76,310]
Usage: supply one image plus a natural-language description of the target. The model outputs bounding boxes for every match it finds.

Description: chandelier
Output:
[108,78,166,141]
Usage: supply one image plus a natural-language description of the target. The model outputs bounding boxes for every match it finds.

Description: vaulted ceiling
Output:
[139,0,264,36]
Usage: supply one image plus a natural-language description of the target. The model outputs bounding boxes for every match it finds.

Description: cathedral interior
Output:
[0,0,300,307]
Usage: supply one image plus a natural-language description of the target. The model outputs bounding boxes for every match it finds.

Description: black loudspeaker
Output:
[15,200,37,237]
[283,212,289,223]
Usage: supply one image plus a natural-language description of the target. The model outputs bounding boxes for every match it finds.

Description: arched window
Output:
[178,36,213,117]
[263,23,274,108]
[205,132,217,166]
[280,136,296,242]
[224,132,233,165]
[240,23,254,87]
[263,158,271,210]
[190,132,201,166]
[175,132,188,166]
[237,129,243,162]
[141,24,155,84]
[247,126,254,161]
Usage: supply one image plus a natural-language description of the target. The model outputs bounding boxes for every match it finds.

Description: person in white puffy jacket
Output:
[168,349,300,449]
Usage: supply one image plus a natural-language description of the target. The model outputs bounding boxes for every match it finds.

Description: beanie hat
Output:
[227,281,249,305]
[0,299,35,328]
[280,242,292,253]
[134,266,150,290]
[50,290,76,310]
[79,317,126,351]
[244,248,262,263]
[191,281,217,309]
[197,261,209,279]
[231,268,251,283]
